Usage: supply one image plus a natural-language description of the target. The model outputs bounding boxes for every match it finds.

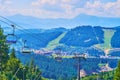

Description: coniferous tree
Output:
[5,47,22,79]
[10,48,16,58]
[25,58,42,80]
[114,60,120,80]
[0,26,9,72]
[0,27,43,80]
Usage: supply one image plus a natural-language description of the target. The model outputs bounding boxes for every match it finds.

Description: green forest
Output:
[0,26,120,80]
[82,60,120,80]
[0,27,46,80]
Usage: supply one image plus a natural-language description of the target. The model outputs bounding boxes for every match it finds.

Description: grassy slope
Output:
[103,29,115,49]
[46,32,67,50]
[94,29,115,53]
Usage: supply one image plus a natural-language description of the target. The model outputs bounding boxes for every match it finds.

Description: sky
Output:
[0,0,120,19]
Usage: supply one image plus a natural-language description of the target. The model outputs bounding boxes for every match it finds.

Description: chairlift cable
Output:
[0,19,41,49]
[0,16,51,49]
[0,19,11,26]
[0,16,44,41]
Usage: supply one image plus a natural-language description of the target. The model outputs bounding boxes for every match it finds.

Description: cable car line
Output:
[0,18,41,51]
[0,16,52,50]
[0,16,44,42]
[0,19,11,26]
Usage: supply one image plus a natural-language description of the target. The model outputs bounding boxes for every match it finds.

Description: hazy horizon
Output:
[0,0,120,29]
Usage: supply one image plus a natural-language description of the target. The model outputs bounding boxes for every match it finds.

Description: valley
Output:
[1,15,120,80]
[10,26,120,79]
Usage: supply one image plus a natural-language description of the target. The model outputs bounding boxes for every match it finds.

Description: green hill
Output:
[46,32,67,50]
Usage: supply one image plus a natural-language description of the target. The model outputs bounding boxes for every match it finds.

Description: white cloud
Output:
[0,0,13,16]
[31,0,78,6]
[75,0,120,17]
[1,0,120,18]
[0,0,12,5]
[32,0,57,6]
[61,0,71,3]
[31,0,79,18]
[30,0,120,18]
[5,0,12,4]
[0,0,12,10]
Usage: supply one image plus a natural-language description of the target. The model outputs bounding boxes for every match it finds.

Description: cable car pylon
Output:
[72,53,86,80]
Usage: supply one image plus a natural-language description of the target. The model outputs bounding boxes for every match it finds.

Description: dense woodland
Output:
[60,26,104,47]
[1,26,120,80]
[16,52,120,79]
[111,27,120,48]
[17,30,63,49]
[82,60,120,80]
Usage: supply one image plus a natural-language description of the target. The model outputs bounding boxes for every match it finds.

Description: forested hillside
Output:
[0,27,46,80]
[17,30,63,49]
[12,25,120,57]
[1,25,120,80]
[60,26,104,47]
[111,27,120,48]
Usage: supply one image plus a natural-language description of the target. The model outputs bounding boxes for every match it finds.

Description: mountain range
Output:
[4,25,119,57]
[1,14,120,56]
[1,14,119,29]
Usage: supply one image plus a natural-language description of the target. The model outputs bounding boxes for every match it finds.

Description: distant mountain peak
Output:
[5,13,120,29]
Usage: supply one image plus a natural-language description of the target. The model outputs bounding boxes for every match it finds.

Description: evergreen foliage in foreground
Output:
[0,27,45,80]
[114,60,120,80]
